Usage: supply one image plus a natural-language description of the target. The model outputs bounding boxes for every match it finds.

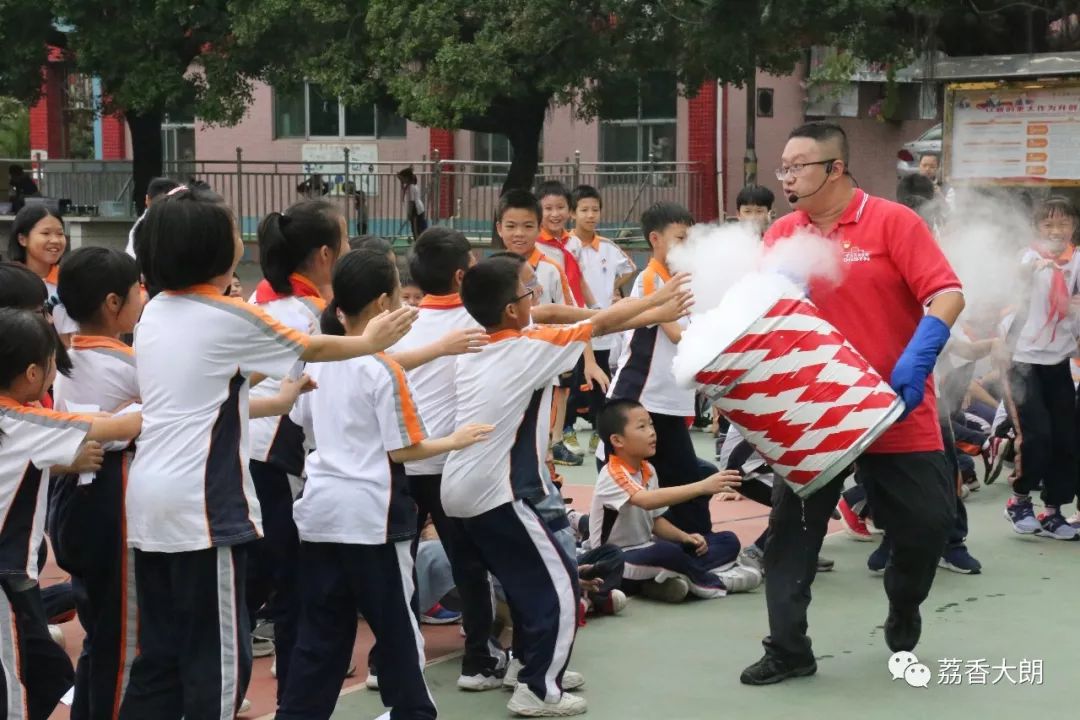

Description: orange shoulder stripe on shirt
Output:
[523,322,593,347]
[173,285,311,350]
[420,293,463,309]
[0,397,92,427]
[607,457,644,496]
[641,258,671,296]
[375,353,426,445]
[71,335,135,356]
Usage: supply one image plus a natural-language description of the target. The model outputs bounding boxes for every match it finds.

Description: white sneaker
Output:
[738,545,764,575]
[714,565,764,593]
[507,683,587,717]
[602,588,627,615]
[252,635,275,658]
[458,672,505,691]
[503,658,584,690]
[365,671,379,690]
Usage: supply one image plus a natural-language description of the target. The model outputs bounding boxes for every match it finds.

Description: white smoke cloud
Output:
[668,222,840,387]
[929,189,1031,324]
[667,221,841,317]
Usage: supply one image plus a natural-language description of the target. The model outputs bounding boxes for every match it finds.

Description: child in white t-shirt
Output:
[281,249,490,720]
[120,185,417,719]
[589,400,759,601]
[0,308,141,718]
[1002,197,1080,540]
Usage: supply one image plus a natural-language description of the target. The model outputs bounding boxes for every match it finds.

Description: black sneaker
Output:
[938,545,982,574]
[739,655,817,686]
[551,441,584,466]
[884,604,921,652]
[867,538,890,575]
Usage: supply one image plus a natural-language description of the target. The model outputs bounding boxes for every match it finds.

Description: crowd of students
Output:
[0,137,1078,719]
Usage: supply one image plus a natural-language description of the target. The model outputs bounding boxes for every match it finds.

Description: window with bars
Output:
[273,84,408,140]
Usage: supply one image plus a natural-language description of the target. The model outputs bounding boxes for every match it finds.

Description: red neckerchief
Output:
[539,229,586,306]
[1032,242,1075,340]
[253,273,322,305]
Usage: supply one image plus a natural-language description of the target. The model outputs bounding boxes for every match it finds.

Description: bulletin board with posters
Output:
[944,79,1080,186]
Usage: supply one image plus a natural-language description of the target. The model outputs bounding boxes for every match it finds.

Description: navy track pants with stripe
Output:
[0,580,74,720]
[49,451,137,720]
[276,541,435,720]
[118,546,251,720]
[457,500,579,703]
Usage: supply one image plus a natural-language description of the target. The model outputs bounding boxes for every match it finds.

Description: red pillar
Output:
[101,114,127,160]
[28,51,66,159]
[429,128,455,220]
[687,81,719,222]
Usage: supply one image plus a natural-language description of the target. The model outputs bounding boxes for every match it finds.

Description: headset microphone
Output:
[786,160,836,205]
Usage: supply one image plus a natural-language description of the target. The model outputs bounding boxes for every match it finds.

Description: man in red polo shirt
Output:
[740,122,966,686]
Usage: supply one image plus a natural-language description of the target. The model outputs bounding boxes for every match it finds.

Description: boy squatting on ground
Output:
[586,399,763,601]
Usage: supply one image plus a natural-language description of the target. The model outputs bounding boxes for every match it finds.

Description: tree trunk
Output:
[491,99,546,247]
[125,110,163,213]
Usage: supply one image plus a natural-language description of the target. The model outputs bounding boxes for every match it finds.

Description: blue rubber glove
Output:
[890,315,951,421]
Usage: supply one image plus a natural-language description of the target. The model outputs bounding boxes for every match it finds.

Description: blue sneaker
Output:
[938,546,982,574]
[1005,496,1041,535]
[867,537,890,575]
[1037,511,1079,541]
[551,441,584,466]
[421,603,462,625]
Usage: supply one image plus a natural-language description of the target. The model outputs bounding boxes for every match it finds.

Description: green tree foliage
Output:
[0,99,30,159]
[0,0,1074,206]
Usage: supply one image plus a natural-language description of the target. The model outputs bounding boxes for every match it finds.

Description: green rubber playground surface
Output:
[331,433,1080,720]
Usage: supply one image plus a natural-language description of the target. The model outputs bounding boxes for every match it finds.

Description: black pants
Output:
[762,452,954,664]
[577,543,625,607]
[48,451,135,720]
[0,580,74,720]
[722,441,775,549]
[457,501,578,703]
[276,541,434,720]
[649,412,714,535]
[565,350,610,433]
[1006,360,1077,507]
[246,460,300,701]
[408,474,501,677]
[119,546,251,720]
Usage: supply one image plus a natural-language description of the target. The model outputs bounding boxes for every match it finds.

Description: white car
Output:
[896,124,941,177]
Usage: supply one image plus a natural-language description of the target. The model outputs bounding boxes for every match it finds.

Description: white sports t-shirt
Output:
[587,457,664,551]
[1013,248,1080,365]
[54,336,140,414]
[390,294,480,476]
[442,322,593,518]
[574,235,635,350]
[127,285,309,552]
[0,399,90,579]
[290,353,426,545]
[527,248,571,307]
[248,286,325,474]
[608,258,694,417]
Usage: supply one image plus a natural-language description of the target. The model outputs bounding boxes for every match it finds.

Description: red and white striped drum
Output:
[691,278,904,498]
